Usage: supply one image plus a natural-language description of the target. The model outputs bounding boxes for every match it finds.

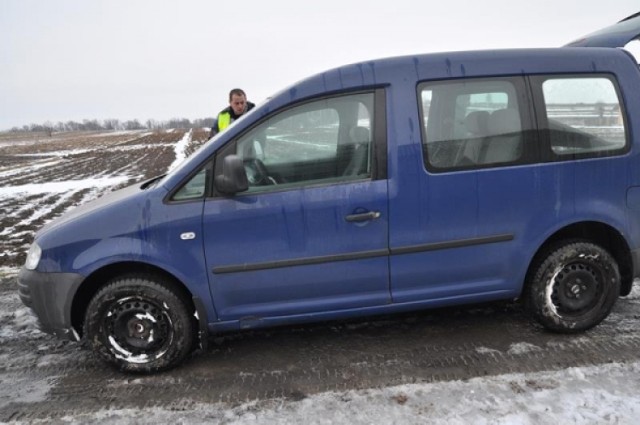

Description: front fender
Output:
[63,236,217,324]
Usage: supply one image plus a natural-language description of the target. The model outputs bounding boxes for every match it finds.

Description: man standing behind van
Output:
[209,88,255,138]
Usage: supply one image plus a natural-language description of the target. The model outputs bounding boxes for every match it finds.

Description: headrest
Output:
[464,111,490,136]
[489,108,521,135]
[349,126,370,144]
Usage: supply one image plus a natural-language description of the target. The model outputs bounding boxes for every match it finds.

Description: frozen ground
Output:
[44,362,640,424]
[2,130,640,423]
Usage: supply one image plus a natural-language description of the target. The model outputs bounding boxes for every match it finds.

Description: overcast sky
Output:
[1,0,638,130]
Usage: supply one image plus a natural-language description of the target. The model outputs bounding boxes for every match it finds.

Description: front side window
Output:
[171,165,210,201]
[539,76,627,157]
[226,92,374,192]
[419,78,527,171]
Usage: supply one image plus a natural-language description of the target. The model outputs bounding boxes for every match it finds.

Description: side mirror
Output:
[214,155,249,195]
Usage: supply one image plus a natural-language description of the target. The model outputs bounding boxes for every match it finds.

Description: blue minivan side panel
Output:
[161,47,640,326]
[202,180,390,321]
[23,44,640,342]
[384,49,638,304]
[36,188,218,323]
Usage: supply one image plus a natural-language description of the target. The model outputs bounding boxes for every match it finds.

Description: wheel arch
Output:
[71,261,203,339]
[524,221,633,296]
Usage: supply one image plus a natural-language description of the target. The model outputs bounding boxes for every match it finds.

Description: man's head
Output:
[228,88,248,116]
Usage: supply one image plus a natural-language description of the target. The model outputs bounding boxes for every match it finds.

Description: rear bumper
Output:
[18,268,84,341]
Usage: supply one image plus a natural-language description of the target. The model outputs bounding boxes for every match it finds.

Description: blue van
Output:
[19,14,640,372]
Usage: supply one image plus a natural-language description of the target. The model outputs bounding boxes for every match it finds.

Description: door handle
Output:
[345,211,381,222]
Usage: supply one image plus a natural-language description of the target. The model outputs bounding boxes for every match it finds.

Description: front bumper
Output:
[18,268,85,341]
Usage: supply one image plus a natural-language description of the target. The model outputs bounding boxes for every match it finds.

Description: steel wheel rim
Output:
[551,262,603,316]
[103,296,174,364]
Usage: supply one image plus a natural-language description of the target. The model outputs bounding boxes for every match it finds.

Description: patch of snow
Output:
[475,346,501,355]
[167,129,192,172]
[0,176,129,199]
[0,267,18,277]
[13,149,94,158]
[0,134,72,146]
[12,191,77,230]
[0,158,64,179]
[22,361,640,424]
[625,281,640,300]
[86,130,147,137]
[0,374,56,409]
[507,342,542,355]
[107,143,175,151]
[0,292,42,342]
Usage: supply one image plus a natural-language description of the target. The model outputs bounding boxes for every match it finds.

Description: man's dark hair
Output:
[229,88,246,101]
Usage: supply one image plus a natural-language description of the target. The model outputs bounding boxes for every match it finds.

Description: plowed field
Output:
[0,129,208,267]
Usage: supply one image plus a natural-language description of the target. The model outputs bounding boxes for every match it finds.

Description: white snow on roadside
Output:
[0,267,17,278]
[507,342,543,355]
[0,158,64,179]
[6,142,169,158]
[0,373,56,410]
[12,149,94,158]
[168,129,192,172]
[3,192,78,236]
[0,294,40,341]
[0,176,129,199]
[18,361,640,424]
[86,130,149,137]
[475,346,501,355]
[106,143,176,152]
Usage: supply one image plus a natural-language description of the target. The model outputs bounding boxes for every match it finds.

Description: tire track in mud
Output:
[2,268,640,422]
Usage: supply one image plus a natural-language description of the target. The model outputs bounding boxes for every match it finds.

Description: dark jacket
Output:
[209,102,256,138]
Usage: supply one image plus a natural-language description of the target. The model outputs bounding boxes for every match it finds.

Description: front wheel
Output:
[84,275,194,373]
[525,241,620,333]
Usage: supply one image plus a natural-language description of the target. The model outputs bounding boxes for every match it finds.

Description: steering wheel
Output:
[244,159,277,186]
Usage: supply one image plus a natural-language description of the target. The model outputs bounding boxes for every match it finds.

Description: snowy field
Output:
[2,130,640,423]
[0,129,207,267]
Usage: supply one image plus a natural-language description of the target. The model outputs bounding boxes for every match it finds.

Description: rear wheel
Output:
[525,241,620,332]
[84,275,194,373]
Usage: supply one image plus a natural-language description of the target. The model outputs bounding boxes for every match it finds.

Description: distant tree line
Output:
[8,117,215,135]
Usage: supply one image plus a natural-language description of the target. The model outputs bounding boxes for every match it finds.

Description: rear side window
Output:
[537,76,627,157]
[419,77,530,171]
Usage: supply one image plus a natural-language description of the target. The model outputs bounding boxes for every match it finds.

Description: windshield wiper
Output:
[141,174,166,190]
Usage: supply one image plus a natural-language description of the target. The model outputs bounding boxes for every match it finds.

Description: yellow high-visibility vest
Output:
[217,112,232,132]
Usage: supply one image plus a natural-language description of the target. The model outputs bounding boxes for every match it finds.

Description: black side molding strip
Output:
[389,234,514,255]
[213,249,389,274]
[212,234,514,274]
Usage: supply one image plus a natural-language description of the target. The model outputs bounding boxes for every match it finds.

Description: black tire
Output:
[525,241,620,333]
[84,275,194,373]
